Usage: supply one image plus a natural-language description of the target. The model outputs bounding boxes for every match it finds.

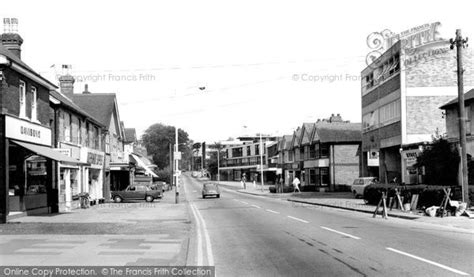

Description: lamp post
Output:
[173,86,206,204]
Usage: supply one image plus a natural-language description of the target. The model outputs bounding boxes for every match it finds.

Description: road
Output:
[184,173,474,277]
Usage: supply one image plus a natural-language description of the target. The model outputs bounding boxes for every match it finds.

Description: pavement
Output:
[188,174,474,276]
[216,180,474,231]
[0,191,193,266]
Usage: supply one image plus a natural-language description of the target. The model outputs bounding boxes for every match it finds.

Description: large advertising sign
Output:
[5,115,51,146]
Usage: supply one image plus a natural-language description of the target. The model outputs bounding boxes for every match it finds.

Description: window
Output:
[85,122,90,147]
[64,112,71,142]
[320,167,330,186]
[247,146,251,156]
[255,144,259,156]
[19,81,26,118]
[31,87,37,122]
[288,150,294,162]
[467,107,472,136]
[78,120,82,145]
[363,110,379,131]
[320,143,329,158]
[310,144,317,159]
[300,147,305,160]
[232,147,243,157]
[379,99,401,126]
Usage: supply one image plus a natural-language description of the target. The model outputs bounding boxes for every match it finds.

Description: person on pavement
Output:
[293,176,301,193]
[241,173,247,189]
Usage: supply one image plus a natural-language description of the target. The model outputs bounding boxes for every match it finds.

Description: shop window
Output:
[309,169,317,185]
[25,155,47,194]
[19,81,26,118]
[320,167,330,186]
[31,87,38,122]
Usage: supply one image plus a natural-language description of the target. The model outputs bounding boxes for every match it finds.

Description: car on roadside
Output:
[350,177,377,198]
[147,183,165,198]
[202,183,220,199]
[112,184,162,203]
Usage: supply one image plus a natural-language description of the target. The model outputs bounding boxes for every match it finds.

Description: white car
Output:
[350,177,376,198]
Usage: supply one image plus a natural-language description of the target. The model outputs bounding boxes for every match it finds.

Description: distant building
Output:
[283,114,361,191]
[219,135,278,182]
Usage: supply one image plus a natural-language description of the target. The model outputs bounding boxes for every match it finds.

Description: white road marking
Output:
[191,203,215,266]
[386,247,469,276]
[193,190,197,192]
[320,226,361,240]
[240,201,249,205]
[287,216,309,223]
[251,204,261,209]
[266,209,280,214]
[189,203,203,265]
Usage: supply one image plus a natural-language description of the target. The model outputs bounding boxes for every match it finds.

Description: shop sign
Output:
[81,148,105,169]
[5,115,51,146]
[402,149,420,167]
[54,148,71,157]
[368,151,379,167]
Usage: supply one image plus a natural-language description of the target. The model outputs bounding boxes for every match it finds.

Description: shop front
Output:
[80,147,105,205]
[401,148,422,184]
[56,143,84,212]
[0,115,84,222]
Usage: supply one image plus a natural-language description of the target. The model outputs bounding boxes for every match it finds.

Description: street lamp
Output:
[259,133,264,192]
[174,86,206,204]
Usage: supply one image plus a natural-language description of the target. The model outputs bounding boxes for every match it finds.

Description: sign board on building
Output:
[174,152,182,160]
[54,148,71,157]
[368,151,379,167]
[5,115,51,146]
[402,149,420,168]
[80,147,105,169]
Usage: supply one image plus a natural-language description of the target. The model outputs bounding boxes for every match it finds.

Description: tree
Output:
[141,123,191,170]
[416,136,459,186]
[207,142,224,179]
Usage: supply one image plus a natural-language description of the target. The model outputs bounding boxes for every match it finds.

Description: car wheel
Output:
[202,195,206,199]
[114,196,122,203]
[146,195,154,202]
[217,194,220,198]
[352,190,358,198]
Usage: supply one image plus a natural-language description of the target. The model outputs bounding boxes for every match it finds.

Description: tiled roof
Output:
[312,122,362,143]
[292,128,302,148]
[440,89,474,109]
[124,128,137,143]
[50,90,104,128]
[301,123,315,145]
[69,93,117,128]
[0,44,57,89]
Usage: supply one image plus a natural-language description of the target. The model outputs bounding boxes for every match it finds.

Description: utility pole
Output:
[169,143,173,190]
[450,29,470,206]
[175,126,179,204]
[259,133,264,191]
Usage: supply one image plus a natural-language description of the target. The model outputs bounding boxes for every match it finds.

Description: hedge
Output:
[363,184,474,208]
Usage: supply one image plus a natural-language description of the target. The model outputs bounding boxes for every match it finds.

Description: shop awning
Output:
[12,140,87,165]
[130,153,158,177]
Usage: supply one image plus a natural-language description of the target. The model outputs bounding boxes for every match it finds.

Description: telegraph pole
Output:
[450,29,469,206]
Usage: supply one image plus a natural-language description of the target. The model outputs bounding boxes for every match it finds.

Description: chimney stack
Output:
[83,84,91,94]
[58,74,75,95]
[1,18,23,59]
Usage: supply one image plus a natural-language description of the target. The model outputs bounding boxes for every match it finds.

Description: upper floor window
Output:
[247,146,251,156]
[31,87,38,122]
[105,133,110,153]
[232,147,243,157]
[19,81,26,118]
[255,144,259,156]
[300,147,305,160]
[320,143,329,158]
[64,112,71,142]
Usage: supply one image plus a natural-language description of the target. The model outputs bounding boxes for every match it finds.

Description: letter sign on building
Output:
[5,115,51,146]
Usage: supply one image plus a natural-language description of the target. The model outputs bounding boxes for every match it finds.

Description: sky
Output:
[1,0,473,142]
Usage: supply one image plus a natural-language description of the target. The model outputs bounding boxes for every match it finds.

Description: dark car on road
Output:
[202,183,220,199]
[112,184,162,203]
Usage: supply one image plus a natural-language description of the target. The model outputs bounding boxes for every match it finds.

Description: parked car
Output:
[202,183,220,199]
[112,184,162,203]
[350,177,377,198]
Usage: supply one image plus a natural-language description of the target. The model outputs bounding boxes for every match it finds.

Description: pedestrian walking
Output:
[277,175,283,193]
[292,176,301,193]
[242,173,247,190]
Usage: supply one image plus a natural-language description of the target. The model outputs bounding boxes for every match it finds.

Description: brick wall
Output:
[0,66,50,126]
[406,47,474,88]
[406,96,452,135]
